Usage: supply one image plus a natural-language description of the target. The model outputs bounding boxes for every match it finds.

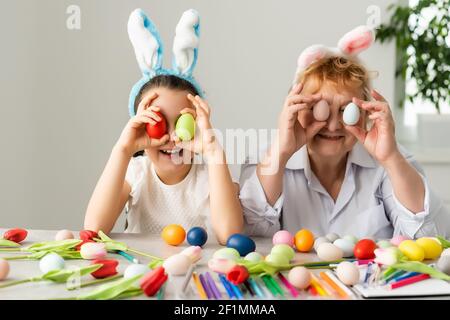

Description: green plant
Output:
[376,0,449,112]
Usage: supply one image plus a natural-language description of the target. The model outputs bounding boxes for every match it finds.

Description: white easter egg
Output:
[313,237,331,252]
[124,264,150,279]
[333,238,355,258]
[317,243,343,261]
[0,259,10,280]
[441,248,450,257]
[54,229,74,241]
[39,253,65,274]
[288,267,311,289]
[342,235,358,244]
[343,102,360,126]
[325,233,340,242]
[336,261,360,286]
[163,254,192,276]
[436,256,450,275]
[213,248,240,261]
[244,252,264,262]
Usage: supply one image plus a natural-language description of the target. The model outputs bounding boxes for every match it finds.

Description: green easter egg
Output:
[265,253,289,266]
[377,240,393,249]
[175,114,196,141]
[213,248,240,261]
[271,244,295,261]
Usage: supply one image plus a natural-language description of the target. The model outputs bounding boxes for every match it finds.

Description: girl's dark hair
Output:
[132,74,200,157]
[133,74,200,115]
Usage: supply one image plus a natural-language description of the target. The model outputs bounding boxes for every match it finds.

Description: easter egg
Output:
[336,261,360,286]
[180,246,202,263]
[354,239,377,260]
[226,234,256,256]
[265,253,289,266]
[213,248,240,261]
[314,237,331,252]
[271,244,295,261]
[317,243,343,261]
[163,254,192,276]
[145,111,167,139]
[325,233,340,243]
[416,237,443,260]
[186,227,208,247]
[342,235,358,244]
[244,252,264,262]
[398,240,425,261]
[175,113,196,141]
[39,253,65,274]
[442,248,450,257]
[288,267,311,289]
[343,102,360,126]
[294,229,315,252]
[208,258,237,274]
[390,235,411,246]
[313,100,330,121]
[377,240,392,249]
[55,229,74,241]
[80,242,107,260]
[333,238,355,258]
[161,224,186,246]
[124,264,150,279]
[0,259,10,280]
[272,230,294,247]
[436,256,450,275]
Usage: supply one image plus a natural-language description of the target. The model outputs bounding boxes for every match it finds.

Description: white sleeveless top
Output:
[124,156,211,234]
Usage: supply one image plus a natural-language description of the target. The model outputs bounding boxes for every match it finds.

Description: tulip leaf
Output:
[437,236,450,249]
[0,239,21,247]
[95,231,128,252]
[41,264,103,283]
[114,287,143,300]
[77,274,142,300]
[26,239,82,252]
[390,261,450,281]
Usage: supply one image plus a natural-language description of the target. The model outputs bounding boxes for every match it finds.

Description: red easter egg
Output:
[146,111,167,139]
[354,239,377,260]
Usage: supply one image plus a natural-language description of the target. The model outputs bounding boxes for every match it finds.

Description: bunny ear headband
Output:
[127,8,203,117]
[292,25,375,85]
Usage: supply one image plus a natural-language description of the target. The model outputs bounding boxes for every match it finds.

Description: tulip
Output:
[79,230,98,242]
[226,265,249,285]
[180,246,202,263]
[91,259,119,279]
[208,258,236,274]
[140,266,168,297]
[80,242,107,260]
[374,247,404,266]
[3,228,28,243]
[75,239,95,251]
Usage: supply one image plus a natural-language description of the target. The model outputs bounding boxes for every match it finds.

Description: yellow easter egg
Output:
[416,237,442,260]
[398,240,425,261]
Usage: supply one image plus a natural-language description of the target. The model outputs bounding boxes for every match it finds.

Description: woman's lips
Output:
[317,133,344,141]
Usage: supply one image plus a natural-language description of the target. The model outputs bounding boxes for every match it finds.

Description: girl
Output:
[240,26,450,239]
[84,9,243,244]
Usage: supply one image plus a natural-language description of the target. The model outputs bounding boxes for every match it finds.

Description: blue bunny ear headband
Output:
[127,8,203,117]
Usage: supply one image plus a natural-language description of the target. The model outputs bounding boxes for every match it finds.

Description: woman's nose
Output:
[326,111,343,132]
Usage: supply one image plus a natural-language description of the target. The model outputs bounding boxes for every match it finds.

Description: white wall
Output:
[0,0,397,231]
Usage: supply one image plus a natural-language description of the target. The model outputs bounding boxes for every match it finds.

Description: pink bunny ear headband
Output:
[292,25,375,125]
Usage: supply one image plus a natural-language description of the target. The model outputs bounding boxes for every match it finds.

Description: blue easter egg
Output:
[226,234,256,256]
[187,227,208,247]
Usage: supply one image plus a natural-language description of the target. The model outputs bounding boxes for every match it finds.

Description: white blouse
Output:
[239,143,450,239]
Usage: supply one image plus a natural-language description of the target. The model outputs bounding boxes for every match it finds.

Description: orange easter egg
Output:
[161,224,186,246]
[294,229,315,252]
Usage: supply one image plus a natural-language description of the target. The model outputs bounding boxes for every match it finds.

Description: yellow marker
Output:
[192,272,207,300]
[310,275,327,297]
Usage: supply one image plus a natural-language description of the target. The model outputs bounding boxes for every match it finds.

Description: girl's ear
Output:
[128,9,164,76]
[293,45,329,84]
[172,9,200,76]
[337,25,374,56]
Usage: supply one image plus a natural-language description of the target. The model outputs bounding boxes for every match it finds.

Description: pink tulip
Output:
[80,242,107,260]
[180,246,202,263]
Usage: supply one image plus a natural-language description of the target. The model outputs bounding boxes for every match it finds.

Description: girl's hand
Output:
[277,82,323,161]
[116,92,170,156]
[175,94,221,159]
[345,89,402,166]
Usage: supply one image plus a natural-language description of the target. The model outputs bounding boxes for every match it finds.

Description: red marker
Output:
[389,273,430,290]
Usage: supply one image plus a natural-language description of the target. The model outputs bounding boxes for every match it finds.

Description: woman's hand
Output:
[175,94,221,159]
[277,82,323,161]
[345,89,402,166]
[116,92,170,157]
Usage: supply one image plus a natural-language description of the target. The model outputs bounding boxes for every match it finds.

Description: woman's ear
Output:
[337,25,374,56]
[172,9,200,76]
[128,9,164,76]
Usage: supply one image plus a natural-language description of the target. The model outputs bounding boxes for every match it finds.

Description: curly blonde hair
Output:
[298,57,372,99]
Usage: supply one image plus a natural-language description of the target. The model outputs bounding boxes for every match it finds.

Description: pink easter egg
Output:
[55,229,74,241]
[272,230,295,247]
[0,259,10,280]
[390,235,411,247]
[80,242,107,260]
